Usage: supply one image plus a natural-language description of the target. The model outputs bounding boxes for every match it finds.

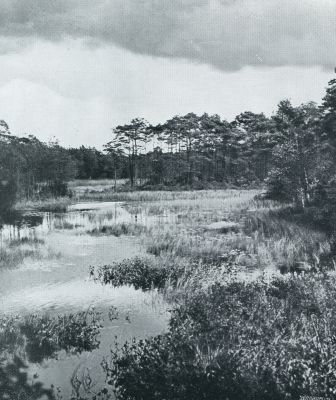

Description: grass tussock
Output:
[88,223,147,237]
[91,257,184,290]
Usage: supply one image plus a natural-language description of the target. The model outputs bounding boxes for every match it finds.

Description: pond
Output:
[0,201,171,398]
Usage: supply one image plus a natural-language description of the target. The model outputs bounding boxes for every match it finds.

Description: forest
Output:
[1,78,336,216]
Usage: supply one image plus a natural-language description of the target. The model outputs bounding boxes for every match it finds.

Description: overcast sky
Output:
[0,0,335,147]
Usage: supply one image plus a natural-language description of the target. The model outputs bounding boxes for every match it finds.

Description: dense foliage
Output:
[92,257,183,290]
[0,128,76,211]
[104,274,336,400]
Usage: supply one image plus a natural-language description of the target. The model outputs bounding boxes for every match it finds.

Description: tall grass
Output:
[87,189,336,399]
[79,188,260,203]
[69,179,127,188]
[15,197,72,212]
[139,194,332,273]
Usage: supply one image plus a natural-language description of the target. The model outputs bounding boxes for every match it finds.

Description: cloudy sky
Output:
[0,0,335,147]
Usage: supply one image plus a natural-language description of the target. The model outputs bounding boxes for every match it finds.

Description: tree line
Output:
[105,78,336,211]
[1,78,336,213]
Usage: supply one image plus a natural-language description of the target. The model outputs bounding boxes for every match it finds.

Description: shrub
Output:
[103,274,336,399]
[92,257,181,290]
[105,336,267,400]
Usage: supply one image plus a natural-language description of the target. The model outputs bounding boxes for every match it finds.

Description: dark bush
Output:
[103,275,336,399]
[93,257,183,290]
[0,176,17,214]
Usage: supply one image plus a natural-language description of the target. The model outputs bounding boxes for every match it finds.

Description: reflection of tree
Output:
[1,210,44,229]
[0,311,104,398]
[0,356,55,400]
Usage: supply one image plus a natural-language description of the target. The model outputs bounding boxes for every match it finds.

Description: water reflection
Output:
[0,210,44,229]
[0,201,177,244]
[0,357,54,400]
[0,201,170,398]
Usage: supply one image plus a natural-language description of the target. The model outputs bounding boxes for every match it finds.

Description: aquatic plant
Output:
[92,257,172,290]
[88,223,147,237]
[0,309,103,363]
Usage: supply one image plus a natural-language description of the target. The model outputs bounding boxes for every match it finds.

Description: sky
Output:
[0,0,335,148]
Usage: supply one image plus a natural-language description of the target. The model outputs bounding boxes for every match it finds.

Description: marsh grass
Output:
[69,179,125,188]
[80,188,260,203]
[139,193,333,273]
[15,197,72,212]
[86,189,336,399]
[0,234,61,269]
[88,223,147,237]
[8,237,45,247]
[54,220,82,230]
[0,245,40,269]
[70,179,128,201]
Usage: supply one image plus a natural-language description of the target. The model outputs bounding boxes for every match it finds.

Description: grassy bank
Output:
[88,189,336,399]
[77,187,260,203]
[4,186,336,399]
[14,197,73,212]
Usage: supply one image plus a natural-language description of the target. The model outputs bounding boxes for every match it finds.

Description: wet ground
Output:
[0,201,170,398]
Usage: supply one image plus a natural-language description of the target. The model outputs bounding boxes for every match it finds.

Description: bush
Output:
[103,274,336,399]
[92,257,183,290]
[105,336,268,400]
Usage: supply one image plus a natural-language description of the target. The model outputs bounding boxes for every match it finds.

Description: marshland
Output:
[1,179,336,399]
[1,76,336,400]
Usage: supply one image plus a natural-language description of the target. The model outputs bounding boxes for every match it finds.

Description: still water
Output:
[0,202,171,397]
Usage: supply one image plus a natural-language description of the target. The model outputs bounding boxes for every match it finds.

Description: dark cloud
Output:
[0,0,335,71]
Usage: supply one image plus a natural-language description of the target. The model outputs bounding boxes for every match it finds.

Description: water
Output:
[0,201,171,398]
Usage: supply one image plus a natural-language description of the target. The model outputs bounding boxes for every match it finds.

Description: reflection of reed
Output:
[0,357,54,400]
